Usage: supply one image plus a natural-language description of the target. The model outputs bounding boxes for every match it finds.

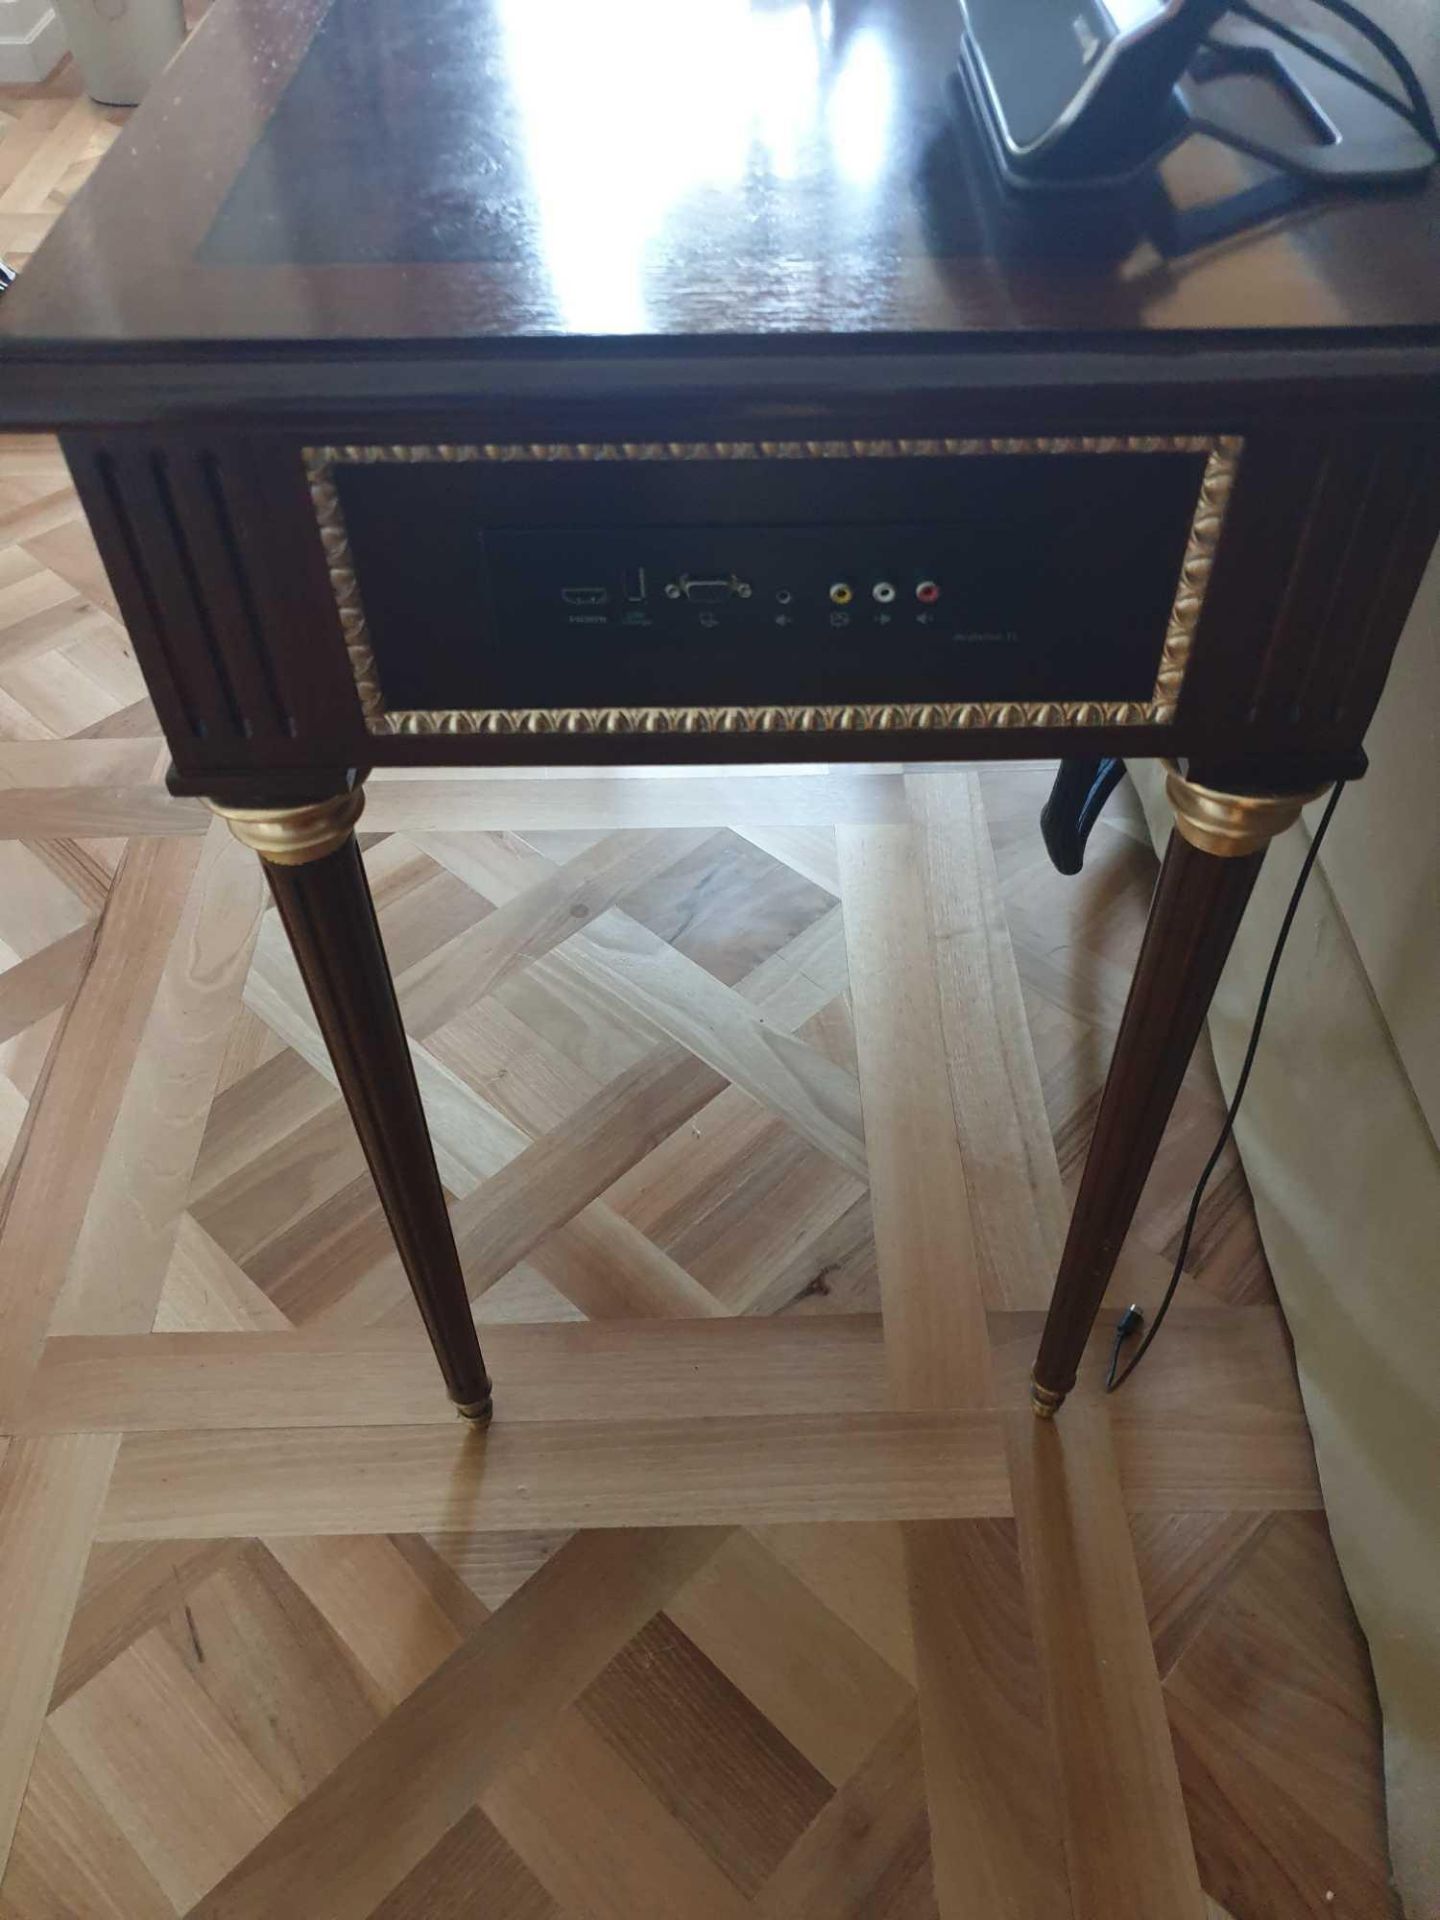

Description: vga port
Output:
[675,574,751,603]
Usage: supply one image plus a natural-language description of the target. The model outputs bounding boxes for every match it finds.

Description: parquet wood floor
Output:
[0,68,1401,1920]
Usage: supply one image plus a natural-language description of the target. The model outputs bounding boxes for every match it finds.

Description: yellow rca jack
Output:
[829,581,854,606]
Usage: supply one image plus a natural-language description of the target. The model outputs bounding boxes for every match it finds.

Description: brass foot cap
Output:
[1030,1377,1065,1420]
[454,1393,494,1425]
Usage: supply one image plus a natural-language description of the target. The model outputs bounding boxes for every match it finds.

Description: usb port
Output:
[561,586,609,606]
[622,568,647,603]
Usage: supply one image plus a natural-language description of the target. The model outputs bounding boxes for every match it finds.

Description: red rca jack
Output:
[915,580,941,605]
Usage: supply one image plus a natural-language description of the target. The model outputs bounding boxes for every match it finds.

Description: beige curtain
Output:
[1129,564,1440,1915]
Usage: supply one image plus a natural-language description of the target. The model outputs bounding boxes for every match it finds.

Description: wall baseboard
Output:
[0,4,67,84]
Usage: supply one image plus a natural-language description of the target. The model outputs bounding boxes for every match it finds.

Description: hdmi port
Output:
[561,586,609,606]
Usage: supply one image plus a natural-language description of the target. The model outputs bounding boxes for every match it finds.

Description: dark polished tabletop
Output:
[2,0,1439,417]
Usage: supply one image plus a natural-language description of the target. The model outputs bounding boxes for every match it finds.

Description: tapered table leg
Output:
[1031,764,1323,1417]
[208,786,493,1420]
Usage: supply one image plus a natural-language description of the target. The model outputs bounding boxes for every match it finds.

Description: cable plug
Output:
[1105,1304,1145,1391]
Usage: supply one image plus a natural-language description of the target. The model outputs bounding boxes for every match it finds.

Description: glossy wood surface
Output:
[2,0,1440,425]
[257,831,493,1413]
[1033,825,1267,1403]
[0,79,1418,1920]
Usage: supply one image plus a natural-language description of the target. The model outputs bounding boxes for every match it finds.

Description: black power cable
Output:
[1220,0,1440,155]
[1107,779,1348,1393]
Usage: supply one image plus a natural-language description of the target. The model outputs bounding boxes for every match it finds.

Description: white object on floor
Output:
[51,0,183,105]
[0,0,67,84]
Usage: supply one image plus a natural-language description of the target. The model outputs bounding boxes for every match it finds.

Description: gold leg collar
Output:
[1163,762,1325,859]
[205,789,365,865]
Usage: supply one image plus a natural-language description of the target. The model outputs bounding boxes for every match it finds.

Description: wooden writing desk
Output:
[2,0,1436,1420]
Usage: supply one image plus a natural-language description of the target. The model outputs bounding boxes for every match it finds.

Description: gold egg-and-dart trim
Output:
[302,436,1242,739]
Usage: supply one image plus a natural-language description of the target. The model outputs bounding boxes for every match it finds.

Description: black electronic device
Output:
[331,444,1211,726]
[958,0,1439,191]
